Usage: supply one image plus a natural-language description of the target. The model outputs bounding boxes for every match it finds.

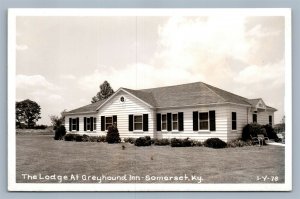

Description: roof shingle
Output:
[65,81,276,114]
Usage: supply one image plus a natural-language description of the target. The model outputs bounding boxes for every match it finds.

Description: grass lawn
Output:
[16,134,285,184]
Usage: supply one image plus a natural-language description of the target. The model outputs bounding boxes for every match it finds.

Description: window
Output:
[161,114,167,130]
[253,114,257,123]
[105,116,113,130]
[94,117,97,130]
[172,114,178,130]
[86,117,91,130]
[269,115,272,126]
[199,112,209,130]
[120,96,125,102]
[232,112,237,130]
[134,115,143,130]
[72,118,77,131]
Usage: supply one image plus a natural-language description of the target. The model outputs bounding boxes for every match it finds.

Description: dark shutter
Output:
[90,117,93,131]
[143,114,149,131]
[209,110,216,131]
[69,118,72,131]
[84,117,87,131]
[113,115,117,127]
[167,113,172,131]
[101,116,105,131]
[76,117,79,131]
[269,115,272,125]
[129,115,133,131]
[156,113,161,131]
[193,111,199,131]
[178,112,184,131]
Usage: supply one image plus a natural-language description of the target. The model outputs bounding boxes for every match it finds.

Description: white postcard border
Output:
[7,8,292,191]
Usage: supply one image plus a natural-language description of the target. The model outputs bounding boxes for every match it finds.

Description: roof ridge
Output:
[200,82,227,102]
[202,83,252,105]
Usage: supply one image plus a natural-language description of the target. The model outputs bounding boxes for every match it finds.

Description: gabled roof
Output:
[66,99,105,114]
[65,81,277,115]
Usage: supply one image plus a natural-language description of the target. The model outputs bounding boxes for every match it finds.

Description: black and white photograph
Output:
[7,8,292,191]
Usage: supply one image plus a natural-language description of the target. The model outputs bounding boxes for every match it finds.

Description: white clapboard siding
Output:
[226,104,249,141]
[155,104,231,142]
[99,90,155,138]
[65,114,99,134]
[247,110,274,125]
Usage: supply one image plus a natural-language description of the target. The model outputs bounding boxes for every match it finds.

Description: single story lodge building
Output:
[64,82,276,142]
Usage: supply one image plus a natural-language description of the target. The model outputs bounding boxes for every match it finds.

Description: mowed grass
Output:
[16,134,285,183]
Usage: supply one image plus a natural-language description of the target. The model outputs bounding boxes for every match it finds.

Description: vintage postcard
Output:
[8,8,292,191]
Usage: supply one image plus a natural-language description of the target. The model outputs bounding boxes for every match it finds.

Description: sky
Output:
[16,15,285,125]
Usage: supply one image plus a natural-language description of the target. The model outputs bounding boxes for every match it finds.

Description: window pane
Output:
[173,122,178,130]
[162,114,166,122]
[199,112,208,120]
[134,116,142,122]
[134,123,142,130]
[232,112,236,120]
[106,117,112,123]
[232,121,237,130]
[200,121,208,130]
[87,118,90,123]
[173,114,178,121]
[162,123,167,130]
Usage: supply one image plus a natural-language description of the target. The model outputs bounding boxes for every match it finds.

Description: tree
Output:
[91,80,114,103]
[16,99,41,128]
[50,110,66,130]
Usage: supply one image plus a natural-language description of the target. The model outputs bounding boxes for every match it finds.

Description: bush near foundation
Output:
[64,133,78,141]
[106,125,121,144]
[153,138,170,146]
[54,125,66,140]
[242,123,262,141]
[124,137,136,144]
[203,138,227,149]
[227,139,253,148]
[170,138,193,147]
[135,136,152,146]
[262,124,278,140]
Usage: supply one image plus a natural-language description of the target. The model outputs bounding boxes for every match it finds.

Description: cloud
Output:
[16,44,28,51]
[60,74,76,80]
[16,74,58,90]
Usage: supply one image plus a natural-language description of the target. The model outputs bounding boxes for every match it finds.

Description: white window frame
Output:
[232,112,237,131]
[105,116,113,130]
[172,113,178,131]
[161,114,167,131]
[133,115,143,131]
[199,112,209,131]
[72,118,77,131]
[93,117,97,130]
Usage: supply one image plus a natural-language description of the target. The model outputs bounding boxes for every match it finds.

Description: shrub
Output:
[82,134,90,142]
[54,125,66,140]
[153,138,170,146]
[191,140,203,147]
[227,139,253,148]
[106,125,121,144]
[204,138,227,149]
[124,137,136,144]
[97,136,106,142]
[170,138,193,147]
[262,124,278,140]
[135,136,152,146]
[75,134,83,142]
[242,123,262,141]
[64,133,77,141]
